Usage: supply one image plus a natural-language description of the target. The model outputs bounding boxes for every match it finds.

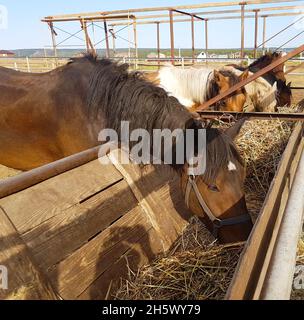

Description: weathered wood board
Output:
[0,149,190,299]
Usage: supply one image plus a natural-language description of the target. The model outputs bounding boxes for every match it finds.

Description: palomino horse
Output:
[228,52,292,108]
[0,55,253,243]
[222,66,278,112]
[144,65,249,112]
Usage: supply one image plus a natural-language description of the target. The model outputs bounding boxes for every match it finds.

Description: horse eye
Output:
[208,184,219,192]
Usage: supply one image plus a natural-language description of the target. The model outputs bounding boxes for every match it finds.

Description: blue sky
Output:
[0,0,303,50]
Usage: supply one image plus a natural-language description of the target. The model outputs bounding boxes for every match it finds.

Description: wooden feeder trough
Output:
[0,148,190,300]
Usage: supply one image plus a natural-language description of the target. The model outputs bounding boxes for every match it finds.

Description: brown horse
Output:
[229,52,292,107]
[144,65,249,112]
[0,55,252,243]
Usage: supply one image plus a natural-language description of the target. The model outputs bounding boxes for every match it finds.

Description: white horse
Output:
[144,65,248,112]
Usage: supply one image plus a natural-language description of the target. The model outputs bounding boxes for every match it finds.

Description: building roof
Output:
[0,50,15,55]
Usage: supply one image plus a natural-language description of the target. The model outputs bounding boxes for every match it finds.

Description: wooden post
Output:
[169,9,175,65]
[263,16,267,54]
[133,18,138,68]
[81,20,90,52]
[240,3,245,58]
[104,19,110,58]
[48,22,57,60]
[253,10,259,58]
[156,22,160,68]
[191,15,195,64]
[205,19,208,64]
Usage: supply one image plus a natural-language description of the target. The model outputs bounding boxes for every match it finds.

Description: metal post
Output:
[191,15,195,64]
[49,22,57,59]
[109,28,116,57]
[26,57,31,72]
[205,19,208,64]
[104,19,110,58]
[81,20,90,52]
[156,22,160,68]
[240,4,245,58]
[169,9,175,65]
[254,10,259,58]
[263,16,267,54]
[133,18,138,69]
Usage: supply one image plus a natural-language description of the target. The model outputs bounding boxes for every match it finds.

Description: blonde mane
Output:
[158,65,214,107]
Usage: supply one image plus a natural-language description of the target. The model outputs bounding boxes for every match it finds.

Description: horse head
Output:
[212,69,249,112]
[276,80,292,107]
[180,119,253,243]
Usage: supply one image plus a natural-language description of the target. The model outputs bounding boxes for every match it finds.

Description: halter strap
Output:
[185,175,252,238]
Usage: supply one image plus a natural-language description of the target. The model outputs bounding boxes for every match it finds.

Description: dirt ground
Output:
[0,164,20,180]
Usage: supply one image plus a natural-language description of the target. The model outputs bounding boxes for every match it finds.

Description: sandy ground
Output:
[0,164,21,180]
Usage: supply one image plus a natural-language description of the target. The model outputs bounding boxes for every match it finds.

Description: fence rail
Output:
[0,56,303,73]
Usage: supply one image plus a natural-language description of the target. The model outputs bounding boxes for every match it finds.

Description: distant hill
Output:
[9,47,296,59]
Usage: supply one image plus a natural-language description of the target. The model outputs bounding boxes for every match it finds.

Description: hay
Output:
[115,218,244,300]
[237,107,295,221]
[115,106,299,300]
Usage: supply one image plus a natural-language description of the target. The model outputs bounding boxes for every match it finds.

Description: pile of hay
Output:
[115,108,298,300]
[237,112,294,221]
[115,217,243,300]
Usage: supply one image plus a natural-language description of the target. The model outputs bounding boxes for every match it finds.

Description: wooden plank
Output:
[105,4,304,22]
[21,180,136,271]
[226,121,304,299]
[110,10,304,26]
[0,145,100,199]
[0,207,58,300]
[108,150,188,251]
[253,135,304,299]
[49,206,151,299]
[0,159,122,234]
[42,1,298,20]
[78,227,164,300]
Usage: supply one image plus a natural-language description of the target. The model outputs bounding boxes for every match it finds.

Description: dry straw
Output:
[115,106,299,300]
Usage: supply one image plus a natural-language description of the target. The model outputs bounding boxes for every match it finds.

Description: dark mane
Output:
[248,52,277,69]
[79,56,242,181]
[219,69,241,86]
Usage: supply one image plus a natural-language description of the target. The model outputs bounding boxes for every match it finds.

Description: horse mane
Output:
[158,65,216,104]
[158,66,240,104]
[76,55,242,181]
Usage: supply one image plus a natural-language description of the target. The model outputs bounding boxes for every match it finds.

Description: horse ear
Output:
[213,70,226,84]
[287,82,292,88]
[225,118,246,140]
[239,70,249,81]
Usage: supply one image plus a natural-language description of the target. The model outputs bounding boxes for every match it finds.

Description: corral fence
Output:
[1,56,304,73]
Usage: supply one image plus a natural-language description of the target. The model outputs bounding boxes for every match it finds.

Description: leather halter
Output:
[184,175,252,238]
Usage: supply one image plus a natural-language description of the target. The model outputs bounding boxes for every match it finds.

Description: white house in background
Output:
[197,51,207,61]
[0,50,15,57]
